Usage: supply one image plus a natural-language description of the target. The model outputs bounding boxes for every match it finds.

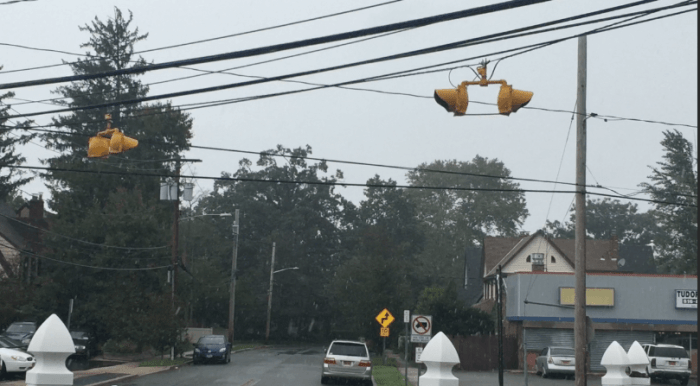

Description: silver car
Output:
[321,340,372,385]
[536,346,575,378]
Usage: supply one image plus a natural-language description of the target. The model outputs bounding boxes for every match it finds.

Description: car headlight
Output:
[194,348,200,353]
[219,348,227,353]
[75,345,86,350]
[10,356,28,361]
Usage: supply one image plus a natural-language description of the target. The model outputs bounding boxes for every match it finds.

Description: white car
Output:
[535,346,575,378]
[642,343,691,385]
[0,336,36,379]
[321,340,372,385]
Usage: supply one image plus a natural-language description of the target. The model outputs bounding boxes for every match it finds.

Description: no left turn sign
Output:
[411,315,432,336]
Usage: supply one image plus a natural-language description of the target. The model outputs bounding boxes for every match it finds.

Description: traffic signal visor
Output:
[88,136,110,158]
[497,84,533,116]
[109,129,138,154]
[434,83,468,116]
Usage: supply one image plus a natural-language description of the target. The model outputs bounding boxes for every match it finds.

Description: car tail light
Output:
[651,358,656,367]
[359,360,372,367]
[548,358,553,364]
[324,358,336,365]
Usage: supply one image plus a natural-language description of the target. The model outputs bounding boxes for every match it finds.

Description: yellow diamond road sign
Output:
[375,309,395,328]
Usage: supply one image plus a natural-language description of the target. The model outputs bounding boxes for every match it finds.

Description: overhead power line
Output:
[0,241,171,271]
[0,212,169,251]
[0,0,552,90]
[6,165,697,208]
[4,1,694,121]
[0,0,404,74]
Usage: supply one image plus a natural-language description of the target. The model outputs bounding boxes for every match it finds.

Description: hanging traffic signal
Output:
[497,84,533,116]
[88,115,138,158]
[434,62,533,116]
[434,83,468,116]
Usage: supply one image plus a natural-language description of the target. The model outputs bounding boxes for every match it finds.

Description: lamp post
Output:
[264,242,298,343]
[228,209,239,344]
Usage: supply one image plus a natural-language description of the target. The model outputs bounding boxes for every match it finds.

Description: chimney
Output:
[28,194,44,220]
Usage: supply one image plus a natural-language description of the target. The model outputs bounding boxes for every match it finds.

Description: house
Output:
[469,230,695,372]
[0,195,47,280]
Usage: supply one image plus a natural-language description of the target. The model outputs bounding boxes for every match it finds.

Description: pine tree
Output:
[0,88,34,201]
[640,129,697,274]
[37,8,192,347]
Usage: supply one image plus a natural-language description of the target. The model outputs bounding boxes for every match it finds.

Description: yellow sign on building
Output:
[560,287,615,306]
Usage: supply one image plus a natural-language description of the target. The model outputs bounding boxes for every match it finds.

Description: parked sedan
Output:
[69,331,95,359]
[0,336,36,379]
[1,322,37,348]
[536,346,575,378]
[193,335,231,364]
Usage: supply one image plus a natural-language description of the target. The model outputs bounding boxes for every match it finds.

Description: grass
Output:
[373,365,410,386]
[139,357,190,367]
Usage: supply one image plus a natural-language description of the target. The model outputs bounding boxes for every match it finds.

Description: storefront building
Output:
[504,272,697,372]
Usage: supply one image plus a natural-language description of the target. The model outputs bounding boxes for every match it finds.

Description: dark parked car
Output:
[69,331,95,359]
[193,335,231,364]
[1,322,37,348]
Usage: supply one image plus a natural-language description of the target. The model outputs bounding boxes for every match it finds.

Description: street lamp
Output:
[265,241,299,342]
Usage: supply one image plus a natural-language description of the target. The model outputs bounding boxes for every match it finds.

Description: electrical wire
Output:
[5,164,697,207]
[3,123,698,200]
[0,241,171,271]
[4,2,695,122]
[0,0,558,90]
[0,0,36,5]
[0,211,169,250]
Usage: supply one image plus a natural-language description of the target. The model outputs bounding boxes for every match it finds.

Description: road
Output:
[113,346,363,386]
[107,346,697,386]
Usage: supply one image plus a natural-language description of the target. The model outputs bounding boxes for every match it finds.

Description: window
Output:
[551,256,556,263]
[329,342,368,357]
[526,255,531,262]
[531,253,544,265]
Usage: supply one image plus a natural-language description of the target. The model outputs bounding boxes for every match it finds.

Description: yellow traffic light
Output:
[88,128,138,158]
[497,84,533,116]
[434,62,533,116]
[434,83,468,116]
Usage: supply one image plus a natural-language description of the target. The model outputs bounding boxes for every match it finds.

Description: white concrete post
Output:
[26,314,75,386]
[601,340,631,386]
[627,341,650,386]
[418,332,460,386]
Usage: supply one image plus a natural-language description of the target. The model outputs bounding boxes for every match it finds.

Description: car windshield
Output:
[198,336,225,345]
[70,331,88,339]
[6,324,34,333]
[0,336,22,348]
[550,348,575,356]
[329,343,367,357]
[649,347,689,358]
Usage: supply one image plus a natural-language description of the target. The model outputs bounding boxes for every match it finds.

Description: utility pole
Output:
[574,35,588,386]
[265,242,276,343]
[171,158,181,307]
[228,209,240,344]
[497,265,504,386]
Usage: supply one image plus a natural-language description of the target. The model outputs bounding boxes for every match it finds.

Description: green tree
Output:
[34,8,191,348]
[415,283,493,336]
[640,130,697,274]
[406,156,528,282]
[329,177,424,343]
[191,145,351,341]
[0,88,34,201]
[545,198,659,245]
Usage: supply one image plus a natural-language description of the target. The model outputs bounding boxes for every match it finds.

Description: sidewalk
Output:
[1,360,184,386]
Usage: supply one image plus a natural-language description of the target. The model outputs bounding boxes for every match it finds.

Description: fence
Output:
[448,335,519,371]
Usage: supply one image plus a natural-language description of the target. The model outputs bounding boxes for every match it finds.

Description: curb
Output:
[80,360,192,386]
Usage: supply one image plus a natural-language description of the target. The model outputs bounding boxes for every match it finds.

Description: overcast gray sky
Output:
[1,0,697,234]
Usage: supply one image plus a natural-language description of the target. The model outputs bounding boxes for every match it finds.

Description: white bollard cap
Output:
[26,314,75,386]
